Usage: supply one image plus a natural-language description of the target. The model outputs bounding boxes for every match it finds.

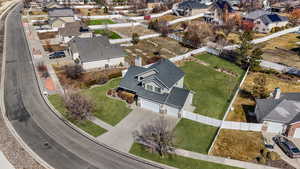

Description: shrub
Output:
[256,156,266,164]
[98,74,109,85]
[37,62,47,72]
[266,151,280,161]
[108,71,122,79]
[64,64,83,80]
[132,33,140,45]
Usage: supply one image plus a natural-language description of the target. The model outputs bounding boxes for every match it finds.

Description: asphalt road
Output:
[3,5,163,169]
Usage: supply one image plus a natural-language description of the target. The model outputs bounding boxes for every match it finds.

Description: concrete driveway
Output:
[263,133,300,169]
[97,108,178,153]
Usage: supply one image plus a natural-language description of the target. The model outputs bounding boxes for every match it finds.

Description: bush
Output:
[37,62,47,72]
[117,91,135,104]
[108,71,122,79]
[98,74,109,85]
[256,156,266,164]
[64,64,83,80]
[266,151,280,161]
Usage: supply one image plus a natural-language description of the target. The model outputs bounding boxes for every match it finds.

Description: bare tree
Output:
[63,92,94,121]
[183,22,213,48]
[64,64,83,80]
[133,116,175,157]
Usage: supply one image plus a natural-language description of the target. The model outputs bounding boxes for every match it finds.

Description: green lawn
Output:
[93,30,121,39]
[48,95,106,137]
[130,143,240,169]
[87,19,116,25]
[48,78,131,126]
[181,55,244,119]
[174,119,218,154]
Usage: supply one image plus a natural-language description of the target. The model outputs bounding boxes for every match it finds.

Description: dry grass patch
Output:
[211,129,264,162]
[226,72,300,122]
[75,8,105,16]
[110,26,156,37]
[38,32,57,40]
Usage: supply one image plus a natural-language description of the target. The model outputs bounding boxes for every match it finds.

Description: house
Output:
[48,8,75,29]
[56,0,85,5]
[254,88,300,138]
[173,0,210,16]
[119,58,194,117]
[209,0,233,24]
[242,9,288,33]
[58,21,92,43]
[68,37,126,70]
[146,0,164,8]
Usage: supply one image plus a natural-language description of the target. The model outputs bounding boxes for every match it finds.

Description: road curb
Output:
[0,2,56,169]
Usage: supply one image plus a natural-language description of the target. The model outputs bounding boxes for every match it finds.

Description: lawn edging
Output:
[208,67,250,155]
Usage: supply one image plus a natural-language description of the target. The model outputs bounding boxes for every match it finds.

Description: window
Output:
[154,87,161,93]
[146,85,153,91]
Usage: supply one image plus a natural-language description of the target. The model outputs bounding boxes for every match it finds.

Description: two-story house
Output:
[119,58,193,117]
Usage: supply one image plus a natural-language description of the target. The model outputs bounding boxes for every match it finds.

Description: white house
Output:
[119,58,194,117]
[68,36,126,70]
[48,8,75,29]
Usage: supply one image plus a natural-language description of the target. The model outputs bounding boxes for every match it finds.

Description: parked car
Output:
[49,51,65,59]
[273,135,300,158]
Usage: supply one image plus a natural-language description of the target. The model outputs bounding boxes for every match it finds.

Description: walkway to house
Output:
[96,108,178,153]
[89,116,114,131]
[0,151,15,169]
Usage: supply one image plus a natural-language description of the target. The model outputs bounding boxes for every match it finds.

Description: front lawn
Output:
[174,119,218,154]
[181,54,244,119]
[130,143,240,169]
[48,78,131,126]
[93,29,121,39]
[87,19,116,25]
[48,95,106,137]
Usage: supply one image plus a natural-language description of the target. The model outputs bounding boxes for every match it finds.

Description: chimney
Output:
[274,88,281,99]
[135,56,142,67]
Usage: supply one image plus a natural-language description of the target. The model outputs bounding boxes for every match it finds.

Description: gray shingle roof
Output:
[48,8,74,17]
[178,0,209,9]
[119,59,189,109]
[58,21,88,37]
[260,14,288,25]
[255,93,300,124]
[244,9,270,20]
[69,37,125,63]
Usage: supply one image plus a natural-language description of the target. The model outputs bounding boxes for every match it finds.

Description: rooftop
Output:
[48,8,74,17]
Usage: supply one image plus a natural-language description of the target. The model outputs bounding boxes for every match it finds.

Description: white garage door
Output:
[166,106,179,117]
[294,128,300,138]
[140,98,160,113]
[266,122,284,133]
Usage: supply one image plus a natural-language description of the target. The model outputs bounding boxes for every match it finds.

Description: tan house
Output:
[48,8,75,29]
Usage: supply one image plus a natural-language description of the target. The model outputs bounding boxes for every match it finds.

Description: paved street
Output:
[97,108,178,152]
[3,4,165,169]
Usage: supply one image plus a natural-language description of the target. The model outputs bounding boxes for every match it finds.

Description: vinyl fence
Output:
[88,22,142,30]
[182,111,222,127]
[168,13,204,25]
[221,121,263,131]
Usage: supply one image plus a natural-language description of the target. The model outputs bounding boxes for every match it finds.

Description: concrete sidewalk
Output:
[0,151,15,169]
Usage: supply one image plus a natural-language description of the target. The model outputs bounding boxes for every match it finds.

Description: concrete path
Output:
[175,149,277,169]
[89,116,114,131]
[97,108,178,153]
[0,151,15,169]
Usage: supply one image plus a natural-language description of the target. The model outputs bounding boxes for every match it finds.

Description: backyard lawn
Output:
[93,29,122,39]
[48,95,107,137]
[174,119,218,154]
[48,78,131,126]
[181,53,245,119]
[130,143,240,169]
[87,19,116,25]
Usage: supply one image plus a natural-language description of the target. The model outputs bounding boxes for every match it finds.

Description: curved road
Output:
[4,4,163,169]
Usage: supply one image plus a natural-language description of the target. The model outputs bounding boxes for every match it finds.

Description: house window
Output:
[256,21,261,24]
[146,85,153,91]
[154,87,161,93]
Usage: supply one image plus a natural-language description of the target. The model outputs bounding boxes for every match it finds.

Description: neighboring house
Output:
[56,0,85,5]
[58,21,92,43]
[173,0,210,16]
[146,0,163,8]
[242,9,288,33]
[209,0,233,24]
[68,37,126,70]
[255,88,300,138]
[119,58,194,117]
[48,8,75,29]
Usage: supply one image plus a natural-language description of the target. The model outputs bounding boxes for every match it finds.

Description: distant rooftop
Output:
[48,8,74,17]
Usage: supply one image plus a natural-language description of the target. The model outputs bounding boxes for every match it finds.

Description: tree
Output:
[63,92,94,121]
[249,48,263,71]
[289,9,300,26]
[183,22,213,48]
[133,116,175,157]
[237,30,253,68]
[64,64,83,80]
[132,33,140,44]
[252,75,268,99]
[148,20,172,37]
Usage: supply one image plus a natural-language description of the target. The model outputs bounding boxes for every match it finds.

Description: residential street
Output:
[3,4,164,169]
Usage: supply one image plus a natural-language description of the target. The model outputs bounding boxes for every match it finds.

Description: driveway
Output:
[97,108,178,153]
[263,132,300,169]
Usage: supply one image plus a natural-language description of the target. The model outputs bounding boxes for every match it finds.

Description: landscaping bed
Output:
[130,143,240,169]
[49,78,131,126]
[226,71,300,122]
[37,32,57,40]
[125,37,190,65]
[174,119,218,154]
[43,44,66,52]
[261,33,300,68]
[180,53,245,119]
[93,29,121,39]
[75,8,105,16]
[48,94,107,137]
[87,19,116,25]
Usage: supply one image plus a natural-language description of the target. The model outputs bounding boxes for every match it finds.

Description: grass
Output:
[174,119,219,154]
[226,72,300,122]
[48,95,106,137]
[130,143,240,169]
[93,29,121,39]
[181,54,244,119]
[87,19,116,25]
[48,78,131,126]
[211,129,264,162]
